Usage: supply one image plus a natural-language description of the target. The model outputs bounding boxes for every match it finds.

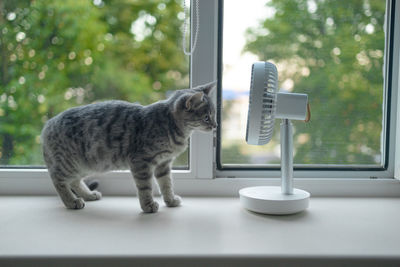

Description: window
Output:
[218,0,395,174]
[0,0,189,168]
[1,0,400,196]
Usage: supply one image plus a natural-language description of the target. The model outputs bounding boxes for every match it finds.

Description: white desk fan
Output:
[239,61,311,215]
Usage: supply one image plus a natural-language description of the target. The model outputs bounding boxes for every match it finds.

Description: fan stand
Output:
[239,119,310,215]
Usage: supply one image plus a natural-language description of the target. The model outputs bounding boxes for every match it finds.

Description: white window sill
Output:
[2,169,400,197]
[1,196,400,266]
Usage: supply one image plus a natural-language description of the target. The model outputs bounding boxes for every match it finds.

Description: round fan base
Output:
[239,186,310,215]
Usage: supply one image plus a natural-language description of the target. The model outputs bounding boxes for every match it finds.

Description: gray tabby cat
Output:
[41,83,216,213]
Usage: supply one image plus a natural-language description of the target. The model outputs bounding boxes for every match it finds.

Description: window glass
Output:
[220,0,387,168]
[0,0,189,168]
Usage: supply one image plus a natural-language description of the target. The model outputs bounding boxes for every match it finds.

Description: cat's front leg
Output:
[131,162,159,213]
[154,160,182,207]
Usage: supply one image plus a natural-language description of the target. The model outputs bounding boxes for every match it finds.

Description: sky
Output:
[222,0,274,93]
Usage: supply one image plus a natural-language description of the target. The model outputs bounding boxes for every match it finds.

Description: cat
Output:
[41,82,216,213]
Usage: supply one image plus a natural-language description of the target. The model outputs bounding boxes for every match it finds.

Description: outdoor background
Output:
[0,0,189,167]
[221,0,386,166]
[0,0,387,168]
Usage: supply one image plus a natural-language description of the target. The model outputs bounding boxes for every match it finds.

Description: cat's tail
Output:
[85,180,99,191]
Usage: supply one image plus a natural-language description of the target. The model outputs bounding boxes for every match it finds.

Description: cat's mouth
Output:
[196,126,213,132]
[195,122,217,132]
[204,124,217,131]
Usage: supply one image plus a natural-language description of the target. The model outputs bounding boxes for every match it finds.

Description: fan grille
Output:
[246,62,278,145]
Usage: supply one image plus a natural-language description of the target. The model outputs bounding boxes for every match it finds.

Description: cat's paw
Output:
[84,190,102,201]
[66,198,85,210]
[142,201,159,213]
[92,190,102,200]
[165,195,182,207]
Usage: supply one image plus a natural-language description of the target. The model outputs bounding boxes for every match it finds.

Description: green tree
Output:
[0,0,188,165]
[245,0,385,164]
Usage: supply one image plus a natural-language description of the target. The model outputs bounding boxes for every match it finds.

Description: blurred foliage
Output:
[0,0,189,166]
[243,0,386,165]
[221,144,251,165]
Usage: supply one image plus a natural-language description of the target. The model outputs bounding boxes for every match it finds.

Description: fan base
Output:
[239,186,310,215]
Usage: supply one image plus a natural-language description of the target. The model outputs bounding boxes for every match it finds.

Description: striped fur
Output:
[41,83,216,213]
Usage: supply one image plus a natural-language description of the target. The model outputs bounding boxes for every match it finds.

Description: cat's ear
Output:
[195,81,217,96]
[185,92,204,110]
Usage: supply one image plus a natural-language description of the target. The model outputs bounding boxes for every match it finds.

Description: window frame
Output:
[216,0,400,179]
[0,0,218,191]
[1,0,400,197]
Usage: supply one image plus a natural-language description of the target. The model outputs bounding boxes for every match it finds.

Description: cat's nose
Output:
[212,121,218,128]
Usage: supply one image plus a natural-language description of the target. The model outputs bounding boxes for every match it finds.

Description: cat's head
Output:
[173,82,217,132]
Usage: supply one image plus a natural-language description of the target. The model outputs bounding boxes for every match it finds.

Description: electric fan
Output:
[239,61,311,215]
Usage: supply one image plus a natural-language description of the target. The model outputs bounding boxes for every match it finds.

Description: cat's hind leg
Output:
[70,179,102,201]
[130,162,159,213]
[49,170,85,209]
[154,160,181,207]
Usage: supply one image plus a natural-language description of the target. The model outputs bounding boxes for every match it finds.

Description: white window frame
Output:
[1,0,400,197]
[216,0,400,177]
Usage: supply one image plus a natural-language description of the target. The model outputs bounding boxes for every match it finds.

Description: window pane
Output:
[0,0,189,168]
[220,0,386,167]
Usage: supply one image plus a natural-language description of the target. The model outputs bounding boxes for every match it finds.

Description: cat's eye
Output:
[204,114,210,122]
